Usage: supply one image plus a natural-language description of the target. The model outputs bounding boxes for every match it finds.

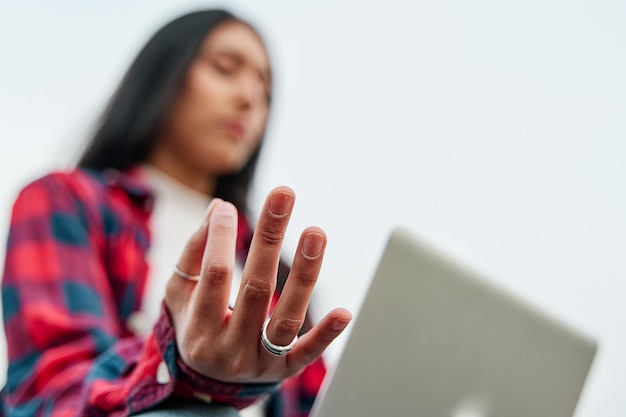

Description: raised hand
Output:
[165,186,352,383]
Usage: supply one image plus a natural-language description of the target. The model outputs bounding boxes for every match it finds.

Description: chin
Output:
[196,142,257,176]
[205,157,250,177]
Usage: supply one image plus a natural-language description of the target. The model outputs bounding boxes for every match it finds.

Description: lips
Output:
[221,119,246,140]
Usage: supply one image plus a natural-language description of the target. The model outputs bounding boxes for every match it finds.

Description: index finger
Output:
[227,186,295,346]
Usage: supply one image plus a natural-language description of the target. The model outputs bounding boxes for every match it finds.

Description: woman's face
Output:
[159,21,271,178]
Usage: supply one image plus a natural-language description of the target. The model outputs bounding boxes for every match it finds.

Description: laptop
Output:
[310,227,596,417]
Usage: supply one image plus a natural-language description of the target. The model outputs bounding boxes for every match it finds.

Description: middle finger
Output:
[228,186,295,346]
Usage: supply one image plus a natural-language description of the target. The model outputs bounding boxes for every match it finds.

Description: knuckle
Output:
[204,257,231,286]
[257,226,284,247]
[319,328,338,344]
[241,278,273,307]
[185,341,207,366]
[292,269,318,287]
[271,316,302,341]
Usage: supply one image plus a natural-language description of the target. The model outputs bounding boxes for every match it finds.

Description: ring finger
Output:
[264,227,326,348]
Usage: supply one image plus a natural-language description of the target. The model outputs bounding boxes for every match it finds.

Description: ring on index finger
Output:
[260,319,298,356]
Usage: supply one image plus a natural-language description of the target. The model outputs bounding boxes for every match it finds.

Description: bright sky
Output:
[1,1,625,415]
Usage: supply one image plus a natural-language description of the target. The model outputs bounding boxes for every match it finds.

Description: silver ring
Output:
[173,265,200,282]
[260,319,298,356]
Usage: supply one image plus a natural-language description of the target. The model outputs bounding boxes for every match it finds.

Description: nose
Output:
[234,74,256,109]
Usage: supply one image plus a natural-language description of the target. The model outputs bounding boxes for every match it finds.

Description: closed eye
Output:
[212,54,239,75]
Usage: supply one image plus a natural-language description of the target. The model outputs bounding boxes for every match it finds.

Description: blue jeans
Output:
[132,399,241,416]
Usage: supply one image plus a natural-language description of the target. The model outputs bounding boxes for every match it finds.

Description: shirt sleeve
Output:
[0,174,278,417]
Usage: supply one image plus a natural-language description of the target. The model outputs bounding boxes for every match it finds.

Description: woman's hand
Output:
[164,186,352,383]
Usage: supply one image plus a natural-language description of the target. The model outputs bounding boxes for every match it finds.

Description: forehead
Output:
[202,21,270,72]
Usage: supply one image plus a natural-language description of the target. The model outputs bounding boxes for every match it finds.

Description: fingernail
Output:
[302,233,325,258]
[331,318,350,332]
[268,193,293,216]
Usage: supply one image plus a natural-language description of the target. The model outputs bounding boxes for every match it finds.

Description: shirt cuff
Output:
[152,301,280,410]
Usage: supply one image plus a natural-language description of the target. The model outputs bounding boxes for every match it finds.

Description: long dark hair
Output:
[78,9,266,213]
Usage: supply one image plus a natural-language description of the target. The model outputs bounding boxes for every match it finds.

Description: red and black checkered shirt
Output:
[0,168,325,417]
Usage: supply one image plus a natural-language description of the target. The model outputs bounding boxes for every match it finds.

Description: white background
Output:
[1,1,625,415]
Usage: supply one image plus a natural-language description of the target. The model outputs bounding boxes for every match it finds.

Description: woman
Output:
[0,9,351,417]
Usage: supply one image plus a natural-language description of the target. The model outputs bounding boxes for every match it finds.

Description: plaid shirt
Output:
[1,168,325,417]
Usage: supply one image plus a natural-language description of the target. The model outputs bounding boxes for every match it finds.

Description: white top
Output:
[139,164,263,417]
